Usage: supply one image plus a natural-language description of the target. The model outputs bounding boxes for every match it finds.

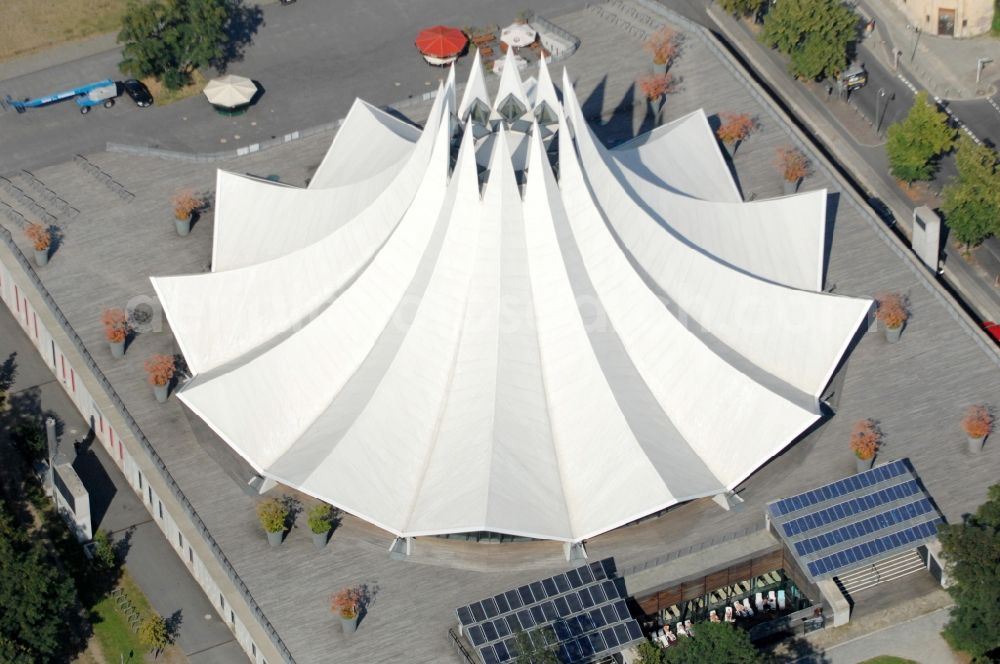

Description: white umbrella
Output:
[500,22,536,48]
[203,74,257,108]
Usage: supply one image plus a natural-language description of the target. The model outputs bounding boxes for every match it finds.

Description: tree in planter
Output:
[961,404,993,448]
[941,136,1000,252]
[716,112,755,156]
[850,418,881,467]
[886,92,955,183]
[118,0,232,90]
[171,190,202,236]
[257,497,288,543]
[638,73,675,102]
[716,0,767,18]
[939,482,1000,662]
[643,27,678,69]
[874,291,909,341]
[775,146,810,193]
[24,223,52,265]
[637,621,768,663]
[760,0,857,81]
[138,613,169,657]
[331,586,363,633]
[144,354,176,403]
[101,307,130,357]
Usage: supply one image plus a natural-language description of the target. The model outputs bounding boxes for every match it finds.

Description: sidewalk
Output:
[707,5,1000,323]
[856,0,1000,100]
[0,309,246,664]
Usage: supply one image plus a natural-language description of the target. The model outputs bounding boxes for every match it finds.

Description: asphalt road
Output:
[1,0,584,171]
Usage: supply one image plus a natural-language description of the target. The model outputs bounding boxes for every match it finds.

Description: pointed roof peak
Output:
[494,48,529,113]
[459,49,490,121]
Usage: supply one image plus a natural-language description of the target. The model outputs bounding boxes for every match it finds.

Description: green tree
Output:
[138,613,170,656]
[118,0,232,90]
[637,622,769,664]
[761,0,858,80]
[512,627,559,664]
[941,136,1000,250]
[716,0,767,17]
[91,529,118,571]
[886,92,955,183]
[939,482,1000,662]
[0,502,78,662]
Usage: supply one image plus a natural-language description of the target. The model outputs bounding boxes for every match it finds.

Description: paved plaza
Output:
[1,3,999,663]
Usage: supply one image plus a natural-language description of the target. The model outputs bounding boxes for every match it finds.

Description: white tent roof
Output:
[152,62,872,542]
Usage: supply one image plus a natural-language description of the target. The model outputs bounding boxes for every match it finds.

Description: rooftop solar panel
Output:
[770,459,944,582]
[455,559,643,664]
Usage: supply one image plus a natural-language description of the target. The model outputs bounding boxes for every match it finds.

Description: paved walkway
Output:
[816,607,961,664]
[0,308,245,664]
[857,0,1000,100]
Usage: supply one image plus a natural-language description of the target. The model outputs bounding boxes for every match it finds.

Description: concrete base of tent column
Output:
[817,578,851,627]
[713,491,746,512]
[563,541,588,563]
[389,537,412,560]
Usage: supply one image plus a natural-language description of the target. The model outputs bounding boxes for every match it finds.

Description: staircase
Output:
[834,549,926,598]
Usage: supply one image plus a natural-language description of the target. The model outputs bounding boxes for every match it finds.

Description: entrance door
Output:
[938,8,956,36]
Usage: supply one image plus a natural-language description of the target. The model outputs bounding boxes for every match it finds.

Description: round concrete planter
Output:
[652,61,667,74]
[312,530,329,550]
[855,455,874,473]
[967,435,985,454]
[340,614,358,634]
[782,178,800,195]
[266,529,284,547]
[153,383,168,403]
[884,324,903,343]
[34,248,49,267]
[109,339,126,358]
[175,215,192,237]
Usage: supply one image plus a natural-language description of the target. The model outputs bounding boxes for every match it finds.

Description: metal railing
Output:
[618,520,765,578]
[448,627,477,664]
[0,226,296,664]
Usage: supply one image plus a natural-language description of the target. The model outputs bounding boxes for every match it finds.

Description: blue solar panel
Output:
[496,594,510,614]
[807,518,942,576]
[456,560,642,664]
[782,480,921,538]
[771,460,913,518]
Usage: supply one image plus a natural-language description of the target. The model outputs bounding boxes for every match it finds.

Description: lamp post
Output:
[977,57,993,83]
[875,88,885,134]
[906,24,921,62]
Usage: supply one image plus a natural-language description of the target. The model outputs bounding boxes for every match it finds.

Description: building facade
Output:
[892,0,994,37]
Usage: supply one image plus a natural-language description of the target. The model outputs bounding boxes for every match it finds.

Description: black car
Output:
[120,79,153,107]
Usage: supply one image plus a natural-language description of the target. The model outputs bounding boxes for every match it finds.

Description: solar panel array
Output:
[455,559,644,664]
[767,459,943,581]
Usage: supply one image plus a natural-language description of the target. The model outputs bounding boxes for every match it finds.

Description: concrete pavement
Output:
[0,308,245,664]
[815,607,961,664]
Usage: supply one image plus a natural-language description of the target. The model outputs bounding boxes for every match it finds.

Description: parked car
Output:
[120,79,153,107]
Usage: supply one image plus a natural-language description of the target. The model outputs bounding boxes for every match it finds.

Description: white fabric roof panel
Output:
[155,62,872,542]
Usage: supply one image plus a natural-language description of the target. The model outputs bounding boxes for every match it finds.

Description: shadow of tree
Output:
[166,609,183,643]
[356,580,380,627]
[212,2,266,73]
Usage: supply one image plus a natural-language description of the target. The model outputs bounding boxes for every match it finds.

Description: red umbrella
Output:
[415,26,467,58]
